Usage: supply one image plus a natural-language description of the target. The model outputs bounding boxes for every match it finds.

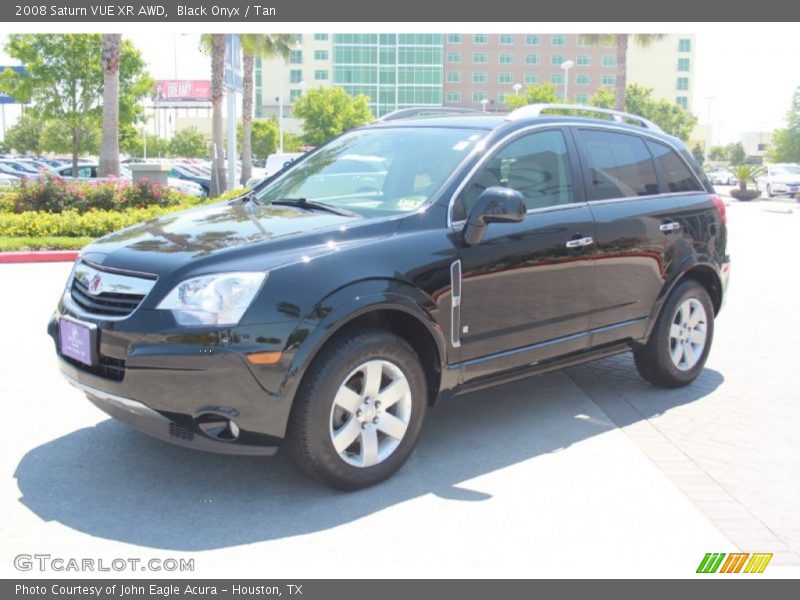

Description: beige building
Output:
[627,34,695,113]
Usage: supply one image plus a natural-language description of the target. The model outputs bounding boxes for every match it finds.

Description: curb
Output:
[0,251,79,264]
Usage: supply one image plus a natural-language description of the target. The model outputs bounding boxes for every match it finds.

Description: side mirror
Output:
[463,186,526,245]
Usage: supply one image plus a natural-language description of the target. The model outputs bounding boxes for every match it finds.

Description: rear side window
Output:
[577,129,659,200]
[647,141,704,192]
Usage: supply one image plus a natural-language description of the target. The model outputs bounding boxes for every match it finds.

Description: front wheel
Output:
[286,328,428,490]
[765,184,774,198]
[634,280,715,388]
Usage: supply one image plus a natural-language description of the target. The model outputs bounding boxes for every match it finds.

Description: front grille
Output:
[70,277,145,317]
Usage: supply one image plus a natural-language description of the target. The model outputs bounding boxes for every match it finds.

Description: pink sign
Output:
[154,80,212,102]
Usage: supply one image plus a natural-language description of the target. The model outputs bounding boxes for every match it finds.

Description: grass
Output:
[0,236,93,252]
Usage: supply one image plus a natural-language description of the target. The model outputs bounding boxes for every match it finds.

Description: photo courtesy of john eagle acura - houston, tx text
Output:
[48,105,730,490]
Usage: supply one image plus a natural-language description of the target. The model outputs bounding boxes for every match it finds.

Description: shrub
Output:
[0,205,182,238]
[10,173,188,213]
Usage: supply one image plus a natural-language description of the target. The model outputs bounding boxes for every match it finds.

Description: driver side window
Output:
[453,129,575,221]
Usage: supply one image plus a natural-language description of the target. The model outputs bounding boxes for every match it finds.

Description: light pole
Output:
[480,98,488,112]
[705,95,715,162]
[278,55,285,153]
[513,83,523,96]
[560,60,574,102]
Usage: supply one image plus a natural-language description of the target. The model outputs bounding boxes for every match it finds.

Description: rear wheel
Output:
[286,328,427,490]
[634,280,715,388]
[766,184,774,198]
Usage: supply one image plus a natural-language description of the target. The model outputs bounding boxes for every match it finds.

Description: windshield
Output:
[772,165,800,175]
[255,126,486,217]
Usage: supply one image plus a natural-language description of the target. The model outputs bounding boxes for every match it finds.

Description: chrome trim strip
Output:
[450,259,462,348]
[447,121,697,227]
[63,375,170,423]
[65,260,157,321]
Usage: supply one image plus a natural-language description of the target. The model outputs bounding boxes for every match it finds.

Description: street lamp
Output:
[560,60,574,102]
[513,83,523,96]
[480,98,488,112]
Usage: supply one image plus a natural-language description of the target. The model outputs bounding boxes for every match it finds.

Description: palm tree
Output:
[239,34,295,186]
[99,34,121,177]
[578,34,666,111]
[201,34,227,197]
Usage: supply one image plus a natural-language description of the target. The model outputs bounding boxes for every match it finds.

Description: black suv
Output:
[48,105,730,490]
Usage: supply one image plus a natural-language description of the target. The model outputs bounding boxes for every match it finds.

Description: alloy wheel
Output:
[669,298,708,371]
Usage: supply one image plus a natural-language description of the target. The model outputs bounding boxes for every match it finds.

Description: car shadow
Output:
[14,357,723,551]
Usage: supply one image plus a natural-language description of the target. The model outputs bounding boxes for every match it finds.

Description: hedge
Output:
[0,236,94,251]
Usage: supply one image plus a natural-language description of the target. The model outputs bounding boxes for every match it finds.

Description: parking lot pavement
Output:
[0,262,732,578]
[568,200,800,566]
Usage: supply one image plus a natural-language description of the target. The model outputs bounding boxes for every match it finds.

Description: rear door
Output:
[572,127,700,346]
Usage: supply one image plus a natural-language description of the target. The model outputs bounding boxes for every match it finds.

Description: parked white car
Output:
[756,163,800,197]
[0,172,20,189]
[708,169,736,185]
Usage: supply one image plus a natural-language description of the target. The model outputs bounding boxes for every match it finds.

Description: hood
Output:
[80,200,367,276]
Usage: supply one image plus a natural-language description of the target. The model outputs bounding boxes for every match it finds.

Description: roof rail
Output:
[506,103,662,132]
[376,107,482,122]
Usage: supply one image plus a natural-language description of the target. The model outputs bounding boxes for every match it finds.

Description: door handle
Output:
[660,221,681,232]
[565,236,594,248]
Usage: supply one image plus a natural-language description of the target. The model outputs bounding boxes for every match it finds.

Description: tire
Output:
[766,184,773,198]
[634,280,715,388]
[286,327,428,490]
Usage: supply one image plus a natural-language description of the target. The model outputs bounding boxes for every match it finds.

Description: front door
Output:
[452,128,596,381]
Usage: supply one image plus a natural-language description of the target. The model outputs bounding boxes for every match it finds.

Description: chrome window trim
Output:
[447,121,697,228]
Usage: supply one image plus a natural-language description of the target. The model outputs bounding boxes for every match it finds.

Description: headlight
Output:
[157,272,267,326]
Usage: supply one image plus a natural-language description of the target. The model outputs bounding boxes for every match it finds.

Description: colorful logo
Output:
[697,552,773,574]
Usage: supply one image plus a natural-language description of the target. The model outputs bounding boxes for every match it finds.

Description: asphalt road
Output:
[1,198,797,578]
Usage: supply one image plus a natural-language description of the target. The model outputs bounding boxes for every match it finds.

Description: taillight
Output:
[711,194,727,225]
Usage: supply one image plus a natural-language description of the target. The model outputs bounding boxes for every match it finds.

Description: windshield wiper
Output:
[269,198,361,218]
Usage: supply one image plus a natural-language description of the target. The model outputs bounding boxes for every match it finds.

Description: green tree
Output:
[0,34,152,176]
[768,86,800,163]
[99,34,121,177]
[726,141,746,165]
[237,118,279,158]
[578,34,667,110]
[168,127,208,158]
[292,86,373,146]
[505,82,559,110]
[692,143,705,166]
[589,86,615,109]
[3,111,44,154]
[239,34,295,185]
[123,133,169,159]
[200,34,227,197]
[708,146,728,161]
[41,118,101,155]
[623,84,697,140]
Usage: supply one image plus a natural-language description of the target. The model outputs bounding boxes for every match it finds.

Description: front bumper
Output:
[49,315,291,455]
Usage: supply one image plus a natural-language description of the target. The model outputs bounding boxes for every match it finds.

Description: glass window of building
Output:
[499,53,514,64]
[446,91,462,102]
[290,50,303,64]
[290,89,302,101]
[447,52,461,63]
[576,93,589,104]
[576,73,590,86]
[473,72,488,83]
[314,70,328,81]
[576,55,591,66]
[602,55,616,67]
[499,34,514,45]
[473,34,488,45]
[676,96,689,109]
[525,54,539,65]
[677,77,689,90]
[314,50,329,60]
[525,35,540,46]
[678,38,691,52]
[551,73,564,85]
[289,69,303,83]
[498,72,513,84]
[447,34,462,44]
[551,54,565,65]
[551,35,566,47]
[524,73,540,84]
[473,53,488,64]
[602,75,616,86]
[446,71,461,83]
[678,58,691,71]
[472,91,487,102]
[314,34,328,41]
